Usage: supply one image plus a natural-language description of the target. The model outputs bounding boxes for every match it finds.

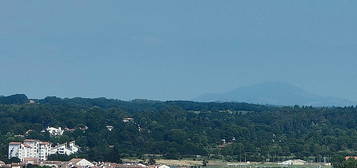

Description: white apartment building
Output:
[9,139,50,161]
[8,139,79,161]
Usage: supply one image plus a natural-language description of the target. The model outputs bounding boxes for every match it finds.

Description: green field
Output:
[206,163,331,168]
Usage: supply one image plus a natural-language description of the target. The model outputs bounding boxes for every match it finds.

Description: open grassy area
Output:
[207,163,331,168]
[122,158,332,168]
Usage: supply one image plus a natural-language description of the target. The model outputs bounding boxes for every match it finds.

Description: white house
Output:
[46,127,64,136]
[123,118,134,123]
[106,125,114,131]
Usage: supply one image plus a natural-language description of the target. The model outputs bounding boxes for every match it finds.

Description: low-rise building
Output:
[50,141,79,155]
[46,127,64,136]
[123,118,134,123]
[39,160,66,168]
[106,125,114,131]
[23,158,39,165]
[68,158,94,168]
[11,163,24,168]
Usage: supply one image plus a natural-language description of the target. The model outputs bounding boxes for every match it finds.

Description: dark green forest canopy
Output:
[0,95,357,163]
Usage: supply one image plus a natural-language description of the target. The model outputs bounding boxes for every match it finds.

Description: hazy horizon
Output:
[1,1,357,102]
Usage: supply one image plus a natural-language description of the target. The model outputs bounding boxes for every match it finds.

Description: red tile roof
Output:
[345,156,357,160]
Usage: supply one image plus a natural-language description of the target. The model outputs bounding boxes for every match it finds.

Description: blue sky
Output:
[1,0,357,101]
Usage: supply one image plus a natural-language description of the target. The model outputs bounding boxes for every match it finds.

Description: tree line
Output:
[0,95,357,165]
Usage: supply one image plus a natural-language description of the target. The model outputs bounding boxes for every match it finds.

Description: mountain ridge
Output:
[194,82,356,107]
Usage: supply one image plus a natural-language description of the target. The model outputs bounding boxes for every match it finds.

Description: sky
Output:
[0,0,357,101]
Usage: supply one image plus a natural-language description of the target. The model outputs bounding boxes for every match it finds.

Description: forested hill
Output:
[0,94,28,104]
[1,95,357,163]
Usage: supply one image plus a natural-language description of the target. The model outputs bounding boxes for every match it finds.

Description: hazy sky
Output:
[1,0,357,101]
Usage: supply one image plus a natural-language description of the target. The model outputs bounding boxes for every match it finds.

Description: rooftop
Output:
[69,158,84,164]
[23,144,32,148]
[24,139,39,142]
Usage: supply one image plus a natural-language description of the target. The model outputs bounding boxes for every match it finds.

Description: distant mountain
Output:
[194,82,356,106]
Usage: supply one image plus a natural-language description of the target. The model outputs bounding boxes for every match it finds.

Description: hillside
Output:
[0,94,29,104]
[0,95,357,163]
[195,82,356,106]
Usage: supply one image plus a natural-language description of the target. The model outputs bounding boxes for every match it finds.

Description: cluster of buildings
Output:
[8,139,79,161]
[0,158,173,168]
[0,158,94,168]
